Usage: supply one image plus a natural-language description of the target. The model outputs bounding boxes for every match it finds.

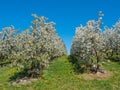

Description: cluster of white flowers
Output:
[104,20,120,56]
[0,14,67,77]
[70,11,120,72]
[71,20,105,72]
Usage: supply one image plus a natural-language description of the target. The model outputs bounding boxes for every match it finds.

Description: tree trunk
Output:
[93,46,100,73]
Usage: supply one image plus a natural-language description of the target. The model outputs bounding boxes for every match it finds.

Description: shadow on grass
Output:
[9,66,43,82]
[108,55,120,62]
[9,68,30,82]
[68,55,85,74]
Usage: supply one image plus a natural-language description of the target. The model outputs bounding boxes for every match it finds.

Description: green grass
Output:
[0,56,120,90]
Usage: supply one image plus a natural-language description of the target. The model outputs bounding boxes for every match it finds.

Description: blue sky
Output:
[0,0,120,53]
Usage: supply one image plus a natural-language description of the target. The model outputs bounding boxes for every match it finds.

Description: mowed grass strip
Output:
[0,56,120,90]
